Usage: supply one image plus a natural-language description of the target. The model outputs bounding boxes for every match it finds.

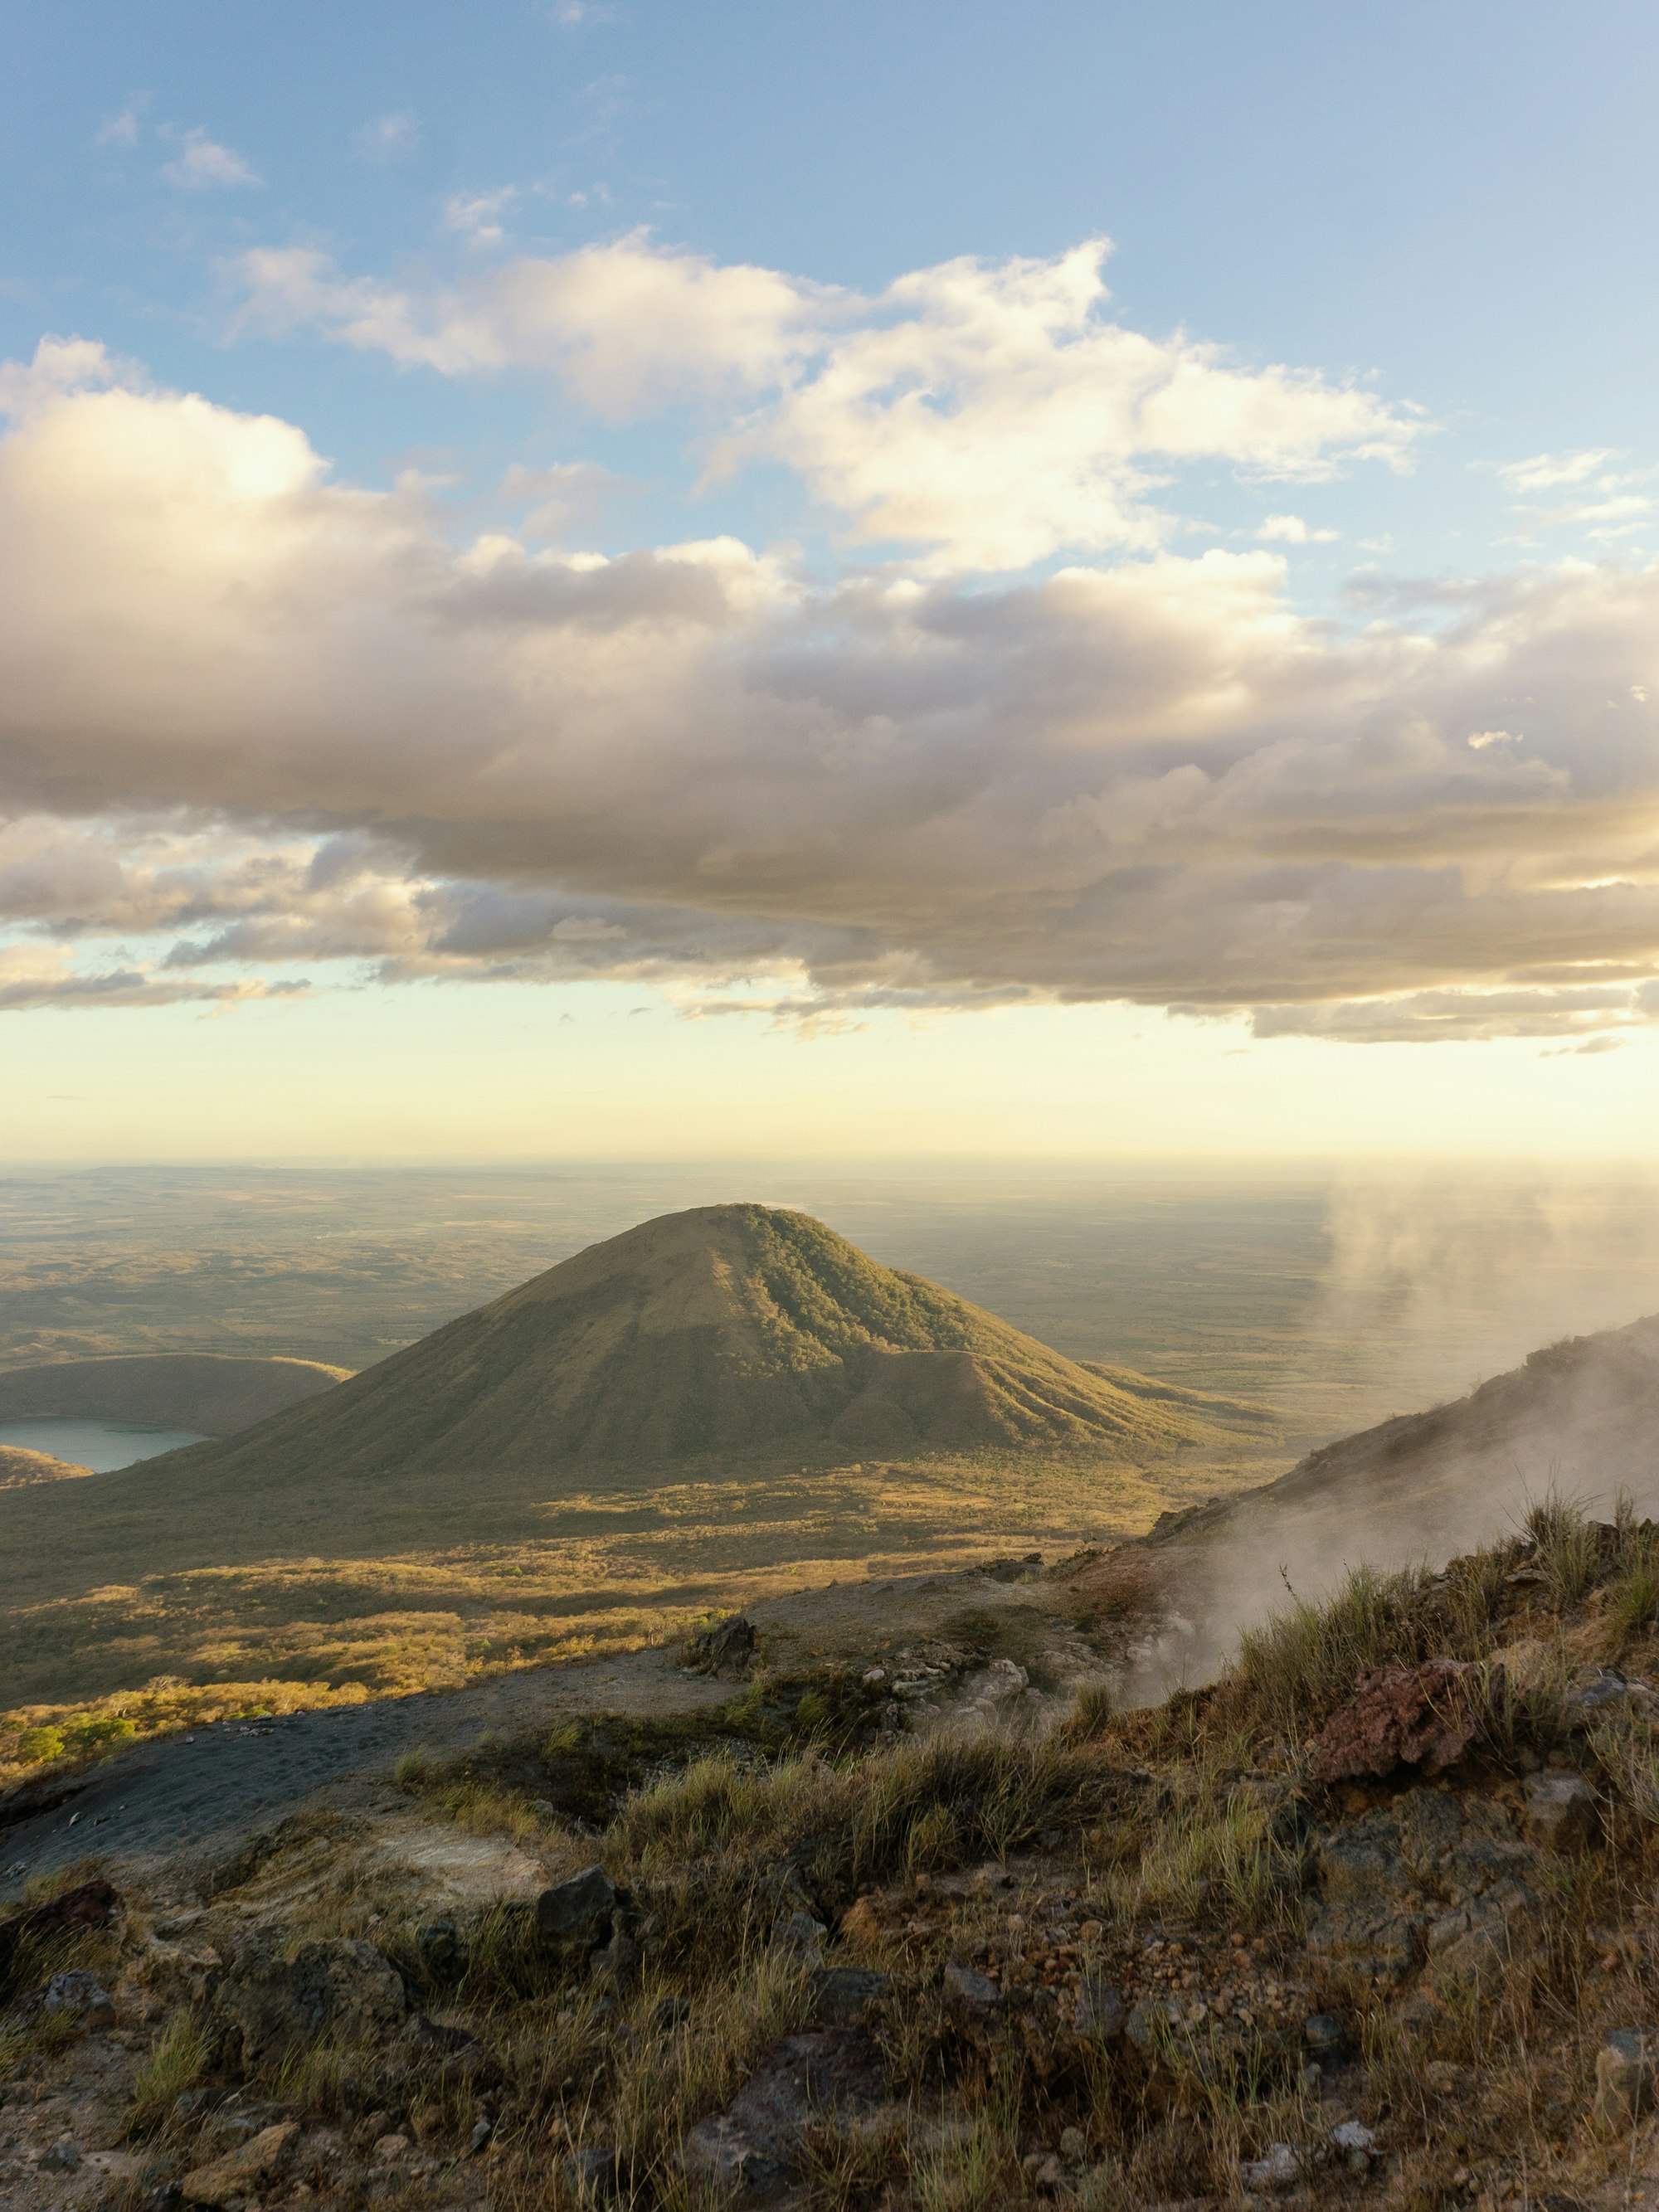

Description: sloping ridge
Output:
[130,1203,1253,1490]
[0,1354,351,1437]
[1146,1309,1659,1581]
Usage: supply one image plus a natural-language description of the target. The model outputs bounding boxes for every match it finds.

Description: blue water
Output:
[0,1418,207,1472]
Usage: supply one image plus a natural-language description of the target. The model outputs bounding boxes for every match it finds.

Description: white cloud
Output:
[235,235,1423,571]
[1499,448,1619,494]
[1257,513,1337,544]
[0,340,1657,1039]
[443,188,518,248]
[1467,729,1521,750]
[236,236,818,410]
[95,106,143,151]
[163,128,260,190]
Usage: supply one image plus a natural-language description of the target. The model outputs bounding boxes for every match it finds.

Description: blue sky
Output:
[12,1,1658,567]
[2,2,1658,1156]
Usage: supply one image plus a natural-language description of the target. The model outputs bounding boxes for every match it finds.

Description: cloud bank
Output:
[1,272,1657,1041]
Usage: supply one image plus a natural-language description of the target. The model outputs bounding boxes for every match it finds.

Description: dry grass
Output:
[0,1446,1258,1786]
[25,1493,1659,2212]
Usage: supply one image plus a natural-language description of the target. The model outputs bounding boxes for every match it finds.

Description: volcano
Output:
[138,1203,1247,1483]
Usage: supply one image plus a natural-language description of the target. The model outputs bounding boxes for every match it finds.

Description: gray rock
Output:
[388,2010,481,2073]
[810,1966,891,2027]
[684,1615,757,1680]
[1331,2120,1376,2171]
[1241,2143,1299,2193]
[1073,1975,1127,2041]
[1306,1788,1543,1986]
[942,1962,1001,2023]
[39,2137,81,2174]
[40,1968,115,2030]
[1521,1772,1598,1853]
[1303,2012,1346,2059]
[590,1926,641,1991]
[415,1918,468,1984]
[537,1864,617,1951]
[684,2029,883,2200]
[216,1937,406,2070]
[1562,1670,1659,1731]
[1594,2029,1656,2127]
[567,2145,620,2201]
[771,1910,829,1960]
[1125,1995,1180,2053]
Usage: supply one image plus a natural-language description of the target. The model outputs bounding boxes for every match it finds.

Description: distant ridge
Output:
[138,1203,1265,1486]
[0,1354,352,1437]
[0,1444,91,1490]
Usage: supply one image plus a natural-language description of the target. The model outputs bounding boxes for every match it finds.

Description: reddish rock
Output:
[1309,1660,1489,1782]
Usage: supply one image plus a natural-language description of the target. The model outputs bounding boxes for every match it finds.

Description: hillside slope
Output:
[0,1444,91,1490]
[1116,1310,1659,1685]
[0,1353,351,1436]
[124,1204,1265,1485]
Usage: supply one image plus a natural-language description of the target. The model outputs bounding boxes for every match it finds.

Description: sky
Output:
[3,0,1659,1159]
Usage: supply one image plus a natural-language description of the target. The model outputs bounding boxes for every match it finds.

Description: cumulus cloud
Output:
[163,128,260,189]
[236,236,1422,571]
[0,339,1657,1040]
[1257,513,1337,544]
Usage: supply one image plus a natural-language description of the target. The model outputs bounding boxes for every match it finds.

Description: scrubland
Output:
[0,1445,1268,1787]
[7,1496,1659,2210]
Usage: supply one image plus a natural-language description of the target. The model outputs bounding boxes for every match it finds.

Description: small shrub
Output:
[127,2011,209,2137]
[17,1725,65,1764]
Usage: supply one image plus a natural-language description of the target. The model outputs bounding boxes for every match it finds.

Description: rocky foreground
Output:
[7,1503,1659,2210]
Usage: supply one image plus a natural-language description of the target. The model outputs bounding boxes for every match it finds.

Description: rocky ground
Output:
[9,1505,1659,2210]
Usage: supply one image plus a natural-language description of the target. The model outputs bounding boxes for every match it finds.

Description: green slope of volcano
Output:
[144,1203,1258,1480]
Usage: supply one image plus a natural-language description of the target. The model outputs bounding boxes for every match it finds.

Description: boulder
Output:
[684,1615,757,1680]
[810,1966,892,2027]
[1305,1788,1543,1987]
[536,1864,617,1952]
[1521,1771,1599,1853]
[1309,1660,1486,1781]
[684,2029,883,2200]
[771,1910,828,1964]
[1562,1670,1659,1732]
[40,1967,115,2030]
[216,1937,406,2070]
[39,2137,81,2175]
[180,2122,299,2207]
[942,1962,1001,2025]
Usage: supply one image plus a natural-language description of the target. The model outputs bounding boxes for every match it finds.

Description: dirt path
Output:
[0,1641,727,1895]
